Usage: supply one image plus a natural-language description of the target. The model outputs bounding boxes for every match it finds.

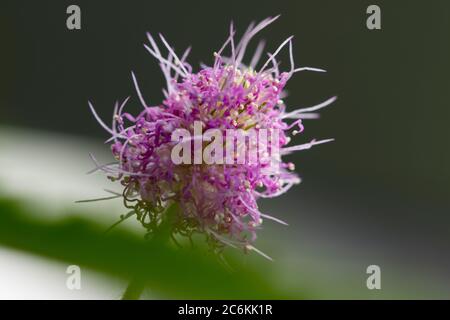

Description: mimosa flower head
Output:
[88,16,335,259]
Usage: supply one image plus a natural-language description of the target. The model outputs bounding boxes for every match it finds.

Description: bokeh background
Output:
[0,0,449,299]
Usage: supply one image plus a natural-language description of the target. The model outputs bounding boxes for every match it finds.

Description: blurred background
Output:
[0,0,449,299]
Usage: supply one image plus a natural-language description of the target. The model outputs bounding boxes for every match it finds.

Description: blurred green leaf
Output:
[0,198,299,299]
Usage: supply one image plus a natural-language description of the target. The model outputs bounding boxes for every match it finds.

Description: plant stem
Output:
[121,203,179,300]
[122,279,145,300]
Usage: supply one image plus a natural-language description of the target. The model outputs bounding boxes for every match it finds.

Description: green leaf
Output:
[0,198,298,299]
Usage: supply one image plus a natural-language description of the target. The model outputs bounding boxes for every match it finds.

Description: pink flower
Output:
[89,16,335,258]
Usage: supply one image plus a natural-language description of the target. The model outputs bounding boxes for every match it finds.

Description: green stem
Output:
[122,279,145,300]
[121,203,178,300]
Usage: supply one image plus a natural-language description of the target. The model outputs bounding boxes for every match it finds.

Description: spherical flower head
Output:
[88,16,335,258]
